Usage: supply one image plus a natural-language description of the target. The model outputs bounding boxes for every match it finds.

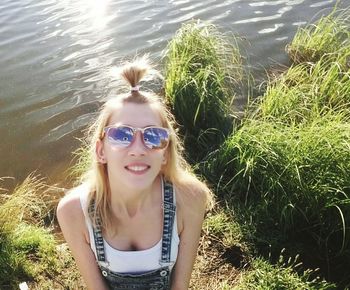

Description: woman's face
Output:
[96,102,167,191]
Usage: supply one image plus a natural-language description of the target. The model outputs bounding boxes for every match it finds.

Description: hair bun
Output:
[120,56,150,89]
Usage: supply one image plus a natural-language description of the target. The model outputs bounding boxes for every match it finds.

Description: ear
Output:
[96,139,107,164]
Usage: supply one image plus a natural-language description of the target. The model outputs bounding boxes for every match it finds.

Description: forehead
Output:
[107,102,162,127]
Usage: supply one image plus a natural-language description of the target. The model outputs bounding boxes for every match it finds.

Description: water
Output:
[0,0,348,188]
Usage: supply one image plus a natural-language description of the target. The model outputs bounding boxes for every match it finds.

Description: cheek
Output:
[104,146,125,162]
[152,151,166,166]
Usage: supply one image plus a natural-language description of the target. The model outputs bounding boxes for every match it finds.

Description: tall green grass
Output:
[240,12,350,286]
[0,175,51,232]
[164,21,244,162]
[256,7,350,127]
[222,118,349,235]
[287,7,350,66]
[162,14,350,288]
[204,118,350,286]
[255,59,350,125]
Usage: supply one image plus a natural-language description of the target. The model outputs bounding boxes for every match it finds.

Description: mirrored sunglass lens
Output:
[143,128,169,149]
[107,127,134,146]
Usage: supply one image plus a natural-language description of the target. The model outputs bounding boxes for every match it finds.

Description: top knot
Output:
[119,57,149,89]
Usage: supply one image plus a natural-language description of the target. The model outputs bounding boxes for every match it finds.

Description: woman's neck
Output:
[109,175,162,219]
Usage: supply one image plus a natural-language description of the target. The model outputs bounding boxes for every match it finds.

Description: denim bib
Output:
[89,180,176,290]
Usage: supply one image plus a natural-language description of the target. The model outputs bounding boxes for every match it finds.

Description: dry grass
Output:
[190,207,251,290]
[191,236,240,289]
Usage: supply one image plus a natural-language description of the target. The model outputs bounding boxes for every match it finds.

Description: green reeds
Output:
[206,117,350,285]
[165,10,350,288]
[256,59,350,125]
[287,7,350,66]
[164,21,244,162]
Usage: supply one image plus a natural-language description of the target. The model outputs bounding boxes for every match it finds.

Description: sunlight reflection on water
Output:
[0,0,346,185]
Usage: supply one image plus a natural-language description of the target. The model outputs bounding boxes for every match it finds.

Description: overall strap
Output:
[160,179,176,265]
[88,201,108,264]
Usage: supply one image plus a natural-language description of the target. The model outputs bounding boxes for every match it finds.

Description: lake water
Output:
[0,0,348,188]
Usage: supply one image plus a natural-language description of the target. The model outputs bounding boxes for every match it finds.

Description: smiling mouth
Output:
[125,165,150,173]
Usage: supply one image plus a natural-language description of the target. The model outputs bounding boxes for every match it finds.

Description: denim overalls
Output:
[89,180,177,290]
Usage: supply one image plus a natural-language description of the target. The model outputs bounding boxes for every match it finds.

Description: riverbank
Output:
[164,12,347,288]
[1,7,350,289]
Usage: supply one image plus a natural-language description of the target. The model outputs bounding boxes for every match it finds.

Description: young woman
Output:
[57,58,214,290]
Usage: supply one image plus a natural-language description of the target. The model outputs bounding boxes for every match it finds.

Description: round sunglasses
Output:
[103,125,170,150]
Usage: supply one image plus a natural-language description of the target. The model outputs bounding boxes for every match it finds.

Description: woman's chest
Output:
[105,211,163,251]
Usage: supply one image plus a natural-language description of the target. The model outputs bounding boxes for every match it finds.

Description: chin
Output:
[123,170,160,189]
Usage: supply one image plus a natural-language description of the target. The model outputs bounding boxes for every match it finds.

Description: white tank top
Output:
[77,180,180,274]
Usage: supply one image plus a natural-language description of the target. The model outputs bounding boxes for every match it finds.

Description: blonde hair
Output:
[82,57,214,234]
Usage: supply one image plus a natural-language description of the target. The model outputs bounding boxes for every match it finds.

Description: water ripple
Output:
[259,23,285,34]
[250,0,305,7]
[310,0,334,8]
[0,0,342,180]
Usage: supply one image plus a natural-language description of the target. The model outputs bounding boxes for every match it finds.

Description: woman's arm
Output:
[56,192,109,290]
[171,187,207,290]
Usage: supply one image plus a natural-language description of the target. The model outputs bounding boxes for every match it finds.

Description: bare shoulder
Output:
[170,183,209,289]
[175,182,208,214]
[56,185,108,289]
[56,184,88,228]
[57,188,80,216]
[174,181,209,235]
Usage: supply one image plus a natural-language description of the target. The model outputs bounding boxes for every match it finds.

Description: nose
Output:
[128,131,147,156]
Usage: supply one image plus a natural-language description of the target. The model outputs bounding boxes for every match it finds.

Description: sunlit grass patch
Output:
[0,175,82,289]
[2,224,57,283]
[217,118,350,232]
[0,175,51,231]
[255,60,350,125]
[191,205,252,289]
[287,7,350,66]
[164,20,244,162]
[205,118,350,286]
[233,253,336,290]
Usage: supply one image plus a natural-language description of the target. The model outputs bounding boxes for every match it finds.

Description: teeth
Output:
[127,166,148,172]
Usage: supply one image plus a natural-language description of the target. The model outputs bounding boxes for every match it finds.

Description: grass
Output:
[164,20,244,162]
[192,202,338,290]
[233,254,335,290]
[190,205,249,289]
[0,175,83,289]
[286,6,350,66]
[256,7,350,127]
[204,117,350,285]
[199,7,350,288]
[0,175,50,230]
[255,59,350,125]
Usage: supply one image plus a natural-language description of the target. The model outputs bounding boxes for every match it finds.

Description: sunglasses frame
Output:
[103,125,170,150]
